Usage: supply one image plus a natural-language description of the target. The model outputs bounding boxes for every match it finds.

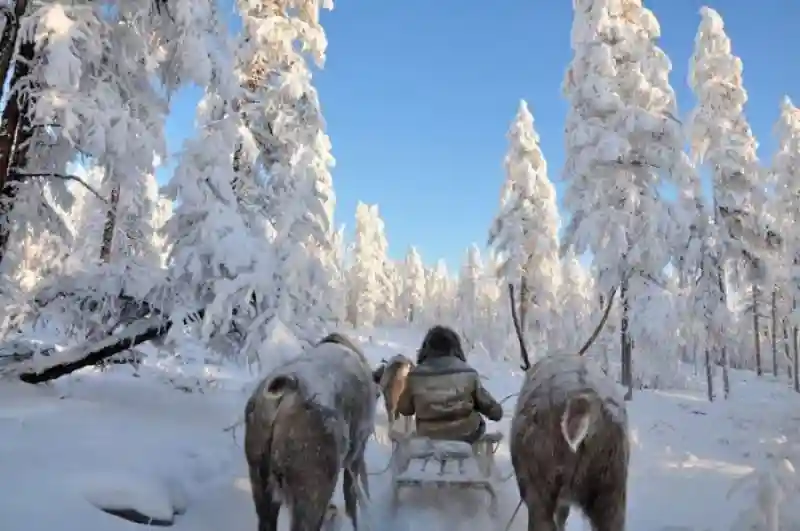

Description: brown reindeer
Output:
[244,332,378,531]
[508,283,630,531]
[371,354,415,433]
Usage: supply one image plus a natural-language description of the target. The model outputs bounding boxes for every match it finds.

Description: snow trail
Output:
[1,329,800,530]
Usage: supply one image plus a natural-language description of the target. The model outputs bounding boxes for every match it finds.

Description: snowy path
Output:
[2,331,800,531]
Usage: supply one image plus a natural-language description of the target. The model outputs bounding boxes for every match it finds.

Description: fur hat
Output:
[418,325,466,362]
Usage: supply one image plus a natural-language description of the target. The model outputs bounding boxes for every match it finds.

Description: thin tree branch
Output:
[9,170,107,203]
[595,158,662,171]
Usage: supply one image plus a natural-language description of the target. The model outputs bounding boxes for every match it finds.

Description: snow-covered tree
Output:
[376,257,401,325]
[772,97,800,246]
[561,0,696,395]
[400,246,426,323]
[456,244,485,346]
[347,202,392,328]
[158,3,291,364]
[234,0,340,339]
[771,96,800,388]
[488,100,561,355]
[326,225,347,327]
[2,1,219,346]
[423,260,456,327]
[557,250,595,354]
[688,6,775,397]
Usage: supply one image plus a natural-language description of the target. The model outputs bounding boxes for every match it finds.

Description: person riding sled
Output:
[396,325,503,444]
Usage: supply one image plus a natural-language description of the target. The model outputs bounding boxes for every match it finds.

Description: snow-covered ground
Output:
[2,326,799,531]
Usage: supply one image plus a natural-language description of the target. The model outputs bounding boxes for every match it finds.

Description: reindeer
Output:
[244,332,379,531]
[507,283,629,531]
[371,353,415,434]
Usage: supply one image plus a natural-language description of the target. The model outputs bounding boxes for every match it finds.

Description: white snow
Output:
[3,327,800,531]
[81,472,184,523]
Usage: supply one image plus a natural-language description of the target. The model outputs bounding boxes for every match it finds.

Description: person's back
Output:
[396,325,503,443]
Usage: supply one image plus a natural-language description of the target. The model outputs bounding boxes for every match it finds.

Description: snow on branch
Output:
[5,308,206,384]
[9,170,107,203]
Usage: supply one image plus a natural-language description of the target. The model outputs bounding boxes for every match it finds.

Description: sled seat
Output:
[389,434,501,518]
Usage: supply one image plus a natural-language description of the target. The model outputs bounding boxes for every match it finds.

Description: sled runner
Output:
[388,430,502,518]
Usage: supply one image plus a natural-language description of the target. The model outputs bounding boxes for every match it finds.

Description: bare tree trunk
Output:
[717,261,730,398]
[794,324,799,393]
[620,276,633,401]
[99,183,120,262]
[784,317,792,381]
[753,283,762,376]
[0,1,27,102]
[0,0,27,190]
[597,292,609,373]
[772,287,778,376]
[0,27,34,263]
[705,347,714,402]
[519,275,529,338]
[794,294,799,393]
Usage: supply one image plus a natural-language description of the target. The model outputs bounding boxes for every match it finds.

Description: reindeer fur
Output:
[244,332,378,531]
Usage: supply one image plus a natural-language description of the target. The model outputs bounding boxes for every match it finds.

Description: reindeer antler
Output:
[576,286,618,356]
[508,283,531,371]
[575,267,634,357]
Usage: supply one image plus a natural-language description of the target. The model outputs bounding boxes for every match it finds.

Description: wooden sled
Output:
[388,430,503,519]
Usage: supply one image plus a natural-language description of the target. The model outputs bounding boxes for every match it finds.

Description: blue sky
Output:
[158,0,798,269]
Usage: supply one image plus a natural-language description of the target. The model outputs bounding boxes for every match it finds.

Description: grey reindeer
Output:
[507,284,630,531]
[244,332,379,531]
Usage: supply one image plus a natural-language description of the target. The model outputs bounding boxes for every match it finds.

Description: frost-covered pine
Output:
[488,100,561,352]
[400,246,426,323]
[772,98,800,292]
[161,7,287,363]
[347,202,392,328]
[456,244,486,346]
[771,97,800,377]
[687,6,773,396]
[557,250,595,354]
[234,0,341,337]
[325,225,347,326]
[562,0,696,282]
[2,2,168,273]
[773,97,800,233]
[688,7,767,260]
[380,258,401,325]
[3,2,214,341]
[562,0,695,391]
[423,260,456,327]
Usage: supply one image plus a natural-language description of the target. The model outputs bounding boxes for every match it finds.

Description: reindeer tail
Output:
[560,394,593,453]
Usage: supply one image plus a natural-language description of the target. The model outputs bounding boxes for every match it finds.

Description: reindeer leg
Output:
[554,502,570,531]
[584,488,625,531]
[289,500,327,531]
[248,465,280,531]
[357,454,370,500]
[343,467,360,531]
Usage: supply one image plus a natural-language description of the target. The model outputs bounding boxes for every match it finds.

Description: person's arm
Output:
[396,376,415,416]
[473,380,503,422]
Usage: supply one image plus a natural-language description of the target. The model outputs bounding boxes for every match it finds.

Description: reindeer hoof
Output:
[323,504,342,531]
